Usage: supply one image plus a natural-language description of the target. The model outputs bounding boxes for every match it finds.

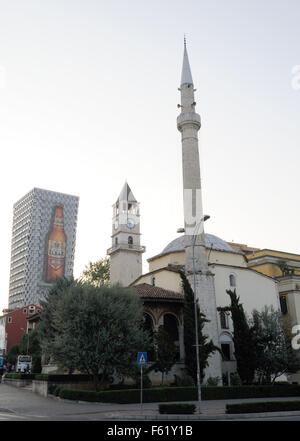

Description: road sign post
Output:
[137,352,147,413]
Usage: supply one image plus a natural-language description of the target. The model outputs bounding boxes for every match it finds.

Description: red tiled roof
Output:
[133,284,183,301]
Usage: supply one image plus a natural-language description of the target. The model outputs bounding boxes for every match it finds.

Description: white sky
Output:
[0,0,300,312]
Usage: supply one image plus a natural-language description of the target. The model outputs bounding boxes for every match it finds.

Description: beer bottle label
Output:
[48,240,66,258]
[48,241,66,270]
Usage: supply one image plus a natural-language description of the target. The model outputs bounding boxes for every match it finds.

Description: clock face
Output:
[127,218,135,229]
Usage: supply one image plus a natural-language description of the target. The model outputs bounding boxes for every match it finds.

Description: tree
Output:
[180,271,220,384]
[6,345,19,366]
[150,327,177,385]
[80,258,110,287]
[38,277,75,366]
[218,289,257,384]
[38,281,150,390]
[251,305,300,384]
[19,328,42,373]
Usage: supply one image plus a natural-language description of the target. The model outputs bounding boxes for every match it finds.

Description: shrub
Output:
[230,373,242,386]
[206,376,221,387]
[59,388,101,402]
[5,373,35,380]
[56,384,300,404]
[174,375,195,387]
[159,403,196,414]
[226,400,300,414]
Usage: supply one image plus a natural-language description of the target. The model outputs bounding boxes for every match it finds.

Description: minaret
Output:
[177,39,222,382]
[107,182,145,287]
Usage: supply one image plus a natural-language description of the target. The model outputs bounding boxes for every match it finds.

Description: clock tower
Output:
[107,182,145,286]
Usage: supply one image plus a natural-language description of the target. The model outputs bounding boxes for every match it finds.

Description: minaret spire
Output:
[181,36,193,86]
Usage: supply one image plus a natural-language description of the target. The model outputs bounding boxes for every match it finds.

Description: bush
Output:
[5,373,35,380]
[159,403,196,414]
[230,373,242,386]
[59,389,102,402]
[31,357,42,374]
[206,376,221,387]
[226,400,300,414]
[34,374,98,382]
[56,384,300,404]
[174,375,195,387]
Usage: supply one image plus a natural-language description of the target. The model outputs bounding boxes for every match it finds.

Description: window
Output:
[8,317,12,323]
[151,276,155,286]
[280,295,288,315]
[221,343,231,361]
[229,274,236,287]
[29,306,35,314]
[128,236,133,247]
[115,237,118,245]
[23,309,27,314]
[220,311,229,329]
[163,314,180,360]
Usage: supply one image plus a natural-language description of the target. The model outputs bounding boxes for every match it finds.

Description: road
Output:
[1,383,300,421]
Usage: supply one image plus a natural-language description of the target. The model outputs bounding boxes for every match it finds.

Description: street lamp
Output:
[177,214,210,414]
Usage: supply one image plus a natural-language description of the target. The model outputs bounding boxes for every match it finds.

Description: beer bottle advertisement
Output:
[45,203,67,282]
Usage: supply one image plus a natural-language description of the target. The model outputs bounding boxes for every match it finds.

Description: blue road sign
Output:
[137,352,147,365]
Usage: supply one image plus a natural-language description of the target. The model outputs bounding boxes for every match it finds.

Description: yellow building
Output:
[242,246,300,333]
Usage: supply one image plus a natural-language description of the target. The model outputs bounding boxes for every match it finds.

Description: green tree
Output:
[150,327,177,385]
[180,271,220,383]
[39,281,150,390]
[80,258,110,287]
[6,345,19,366]
[218,289,257,384]
[38,277,75,366]
[19,328,42,373]
[251,305,300,384]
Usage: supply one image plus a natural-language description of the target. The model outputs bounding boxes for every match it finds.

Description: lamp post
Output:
[177,214,210,414]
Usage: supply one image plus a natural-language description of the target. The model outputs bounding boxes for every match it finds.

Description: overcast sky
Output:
[0,0,300,312]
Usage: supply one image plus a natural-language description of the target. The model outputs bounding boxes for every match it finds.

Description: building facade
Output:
[8,188,79,310]
[0,304,42,355]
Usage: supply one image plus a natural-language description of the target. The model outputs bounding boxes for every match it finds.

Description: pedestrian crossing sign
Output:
[137,352,147,365]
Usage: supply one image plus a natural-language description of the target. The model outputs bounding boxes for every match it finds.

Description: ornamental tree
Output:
[38,281,150,390]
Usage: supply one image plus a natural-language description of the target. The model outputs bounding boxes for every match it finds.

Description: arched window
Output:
[128,236,133,247]
[229,274,236,287]
[115,237,118,245]
[143,313,155,361]
[163,314,180,360]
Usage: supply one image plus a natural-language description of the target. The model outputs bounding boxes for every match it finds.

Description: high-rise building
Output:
[8,188,79,310]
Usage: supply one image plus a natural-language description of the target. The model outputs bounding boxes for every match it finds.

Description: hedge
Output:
[5,373,35,380]
[226,400,300,414]
[159,403,196,414]
[34,374,101,382]
[58,385,300,404]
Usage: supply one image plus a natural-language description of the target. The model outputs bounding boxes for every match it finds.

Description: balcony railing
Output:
[107,243,146,255]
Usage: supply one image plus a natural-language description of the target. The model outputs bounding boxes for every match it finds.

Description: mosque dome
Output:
[161,234,238,256]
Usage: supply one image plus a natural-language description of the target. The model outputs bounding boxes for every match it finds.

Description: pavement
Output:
[1,382,300,421]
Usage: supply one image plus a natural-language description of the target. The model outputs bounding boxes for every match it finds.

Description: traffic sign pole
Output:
[140,365,143,412]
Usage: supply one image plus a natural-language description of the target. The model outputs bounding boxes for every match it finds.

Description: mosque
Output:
[107,43,300,385]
